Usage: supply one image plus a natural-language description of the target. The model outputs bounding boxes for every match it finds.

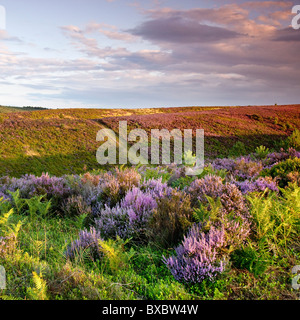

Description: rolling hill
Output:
[0,104,299,177]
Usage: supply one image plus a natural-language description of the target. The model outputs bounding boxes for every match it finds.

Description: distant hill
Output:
[0,105,48,113]
[0,104,299,177]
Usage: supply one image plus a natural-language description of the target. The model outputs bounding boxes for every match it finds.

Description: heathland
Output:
[0,104,299,300]
[0,104,299,177]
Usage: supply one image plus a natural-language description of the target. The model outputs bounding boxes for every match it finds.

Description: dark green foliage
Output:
[231,244,268,277]
[228,141,247,157]
[146,190,194,248]
[262,157,300,188]
[169,175,195,189]
[249,114,263,121]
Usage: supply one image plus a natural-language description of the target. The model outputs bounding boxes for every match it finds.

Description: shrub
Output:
[100,173,121,207]
[262,157,300,188]
[95,187,158,242]
[233,157,263,179]
[3,173,72,211]
[194,195,251,252]
[139,177,173,199]
[65,227,103,261]
[286,128,300,150]
[115,167,141,194]
[163,223,227,284]
[233,176,278,194]
[94,205,134,240]
[255,145,270,159]
[62,195,92,218]
[188,175,224,207]
[262,148,300,169]
[188,175,249,218]
[146,190,194,248]
[212,158,235,172]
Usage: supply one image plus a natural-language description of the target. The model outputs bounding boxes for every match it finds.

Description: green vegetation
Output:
[0,105,299,300]
[0,154,299,300]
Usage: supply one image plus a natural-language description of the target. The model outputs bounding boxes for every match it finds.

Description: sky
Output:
[0,0,299,109]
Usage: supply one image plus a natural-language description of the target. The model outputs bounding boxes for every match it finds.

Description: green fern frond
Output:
[26,271,48,300]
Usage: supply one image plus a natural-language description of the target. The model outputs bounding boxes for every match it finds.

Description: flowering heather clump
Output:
[94,205,133,240]
[0,173,72,211]
[80,169,141,210]
[115,167,141,194]
[121,187,158,215]
[5,173,71,199]
[211,158,235,172]
[212,156,263,179]
[139,177,173,199]
[234,176,278,194]
[95,186,159,241]
[188,175,224,207]
[188,174,249,216]
[65,227,103,261]
[220,182,249,217]
[188,175,251,251]
[62,195,92,218]
[81,172,101,187]
[233,157,263,179]
[100,173,121,207]
[163,223,227,284]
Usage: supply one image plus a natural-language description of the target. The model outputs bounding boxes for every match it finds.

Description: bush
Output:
[62,195,92,218]
[255,145,270,159]
[1,173,72,211]
[194,196,251,252]
[95,187,158,242]
[262,157,300,188]
[233,176,278,194]
[188,175,249,218]
[286,128,300,150]
[163,224,227,284]
[65,227,103,261]
[146,190,194,248]
[233,157,263,179]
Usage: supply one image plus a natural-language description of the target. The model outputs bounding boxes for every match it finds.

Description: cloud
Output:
[129,16,241,43]
[0,30,23,42]
[272,27,300,41]
[85,22,137,42]
[1,1,300,108]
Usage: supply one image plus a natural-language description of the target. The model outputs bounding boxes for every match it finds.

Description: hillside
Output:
[0,106,47,113]
[0,104,299,177]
